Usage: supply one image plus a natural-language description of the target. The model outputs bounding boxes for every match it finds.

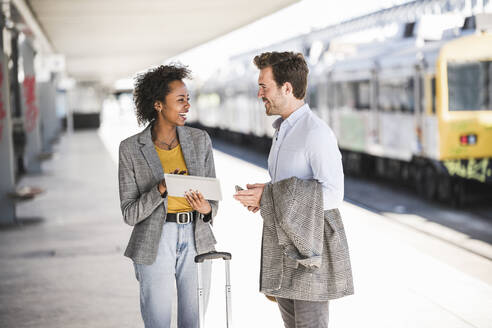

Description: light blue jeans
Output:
[134,221,211,328]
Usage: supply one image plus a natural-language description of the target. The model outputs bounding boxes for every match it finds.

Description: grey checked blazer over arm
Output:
[118,124,217,265]
[259,177,354,301]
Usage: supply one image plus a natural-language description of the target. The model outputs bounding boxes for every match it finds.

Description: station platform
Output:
[1,126,491,328]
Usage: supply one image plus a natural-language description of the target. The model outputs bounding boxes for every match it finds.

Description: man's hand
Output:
[233,183,265,213]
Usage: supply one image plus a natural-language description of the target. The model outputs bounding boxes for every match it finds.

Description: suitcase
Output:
[195,251,232,328]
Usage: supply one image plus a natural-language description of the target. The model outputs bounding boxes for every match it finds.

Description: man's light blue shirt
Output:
[267,104,344,210]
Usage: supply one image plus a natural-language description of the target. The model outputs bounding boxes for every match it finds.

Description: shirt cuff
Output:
[157,184,168,198]
[202,211,212,222]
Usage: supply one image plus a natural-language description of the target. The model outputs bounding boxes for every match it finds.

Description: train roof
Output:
[320,27,479,81]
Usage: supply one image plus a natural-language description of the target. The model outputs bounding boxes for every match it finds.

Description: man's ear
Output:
[283,82,293,96]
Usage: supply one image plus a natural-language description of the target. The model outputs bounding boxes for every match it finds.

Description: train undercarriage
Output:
[341,151,492,207]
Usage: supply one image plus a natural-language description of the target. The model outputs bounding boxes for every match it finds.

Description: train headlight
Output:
[459,134,477,145]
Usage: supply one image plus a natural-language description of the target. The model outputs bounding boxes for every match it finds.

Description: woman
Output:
[118,64,217,328]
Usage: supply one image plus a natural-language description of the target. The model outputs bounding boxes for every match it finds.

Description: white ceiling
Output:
[25,0,299,85]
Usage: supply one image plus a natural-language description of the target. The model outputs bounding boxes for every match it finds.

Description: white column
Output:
[0,52,16,223]
[19,38,41,173]
[37,81,57,153]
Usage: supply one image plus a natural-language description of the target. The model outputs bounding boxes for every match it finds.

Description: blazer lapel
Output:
[177,126,198,176]
[139,124,164,182]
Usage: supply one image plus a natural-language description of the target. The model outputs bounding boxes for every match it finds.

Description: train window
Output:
[334,82,353,108]
[333,80,369,110]
[461,16,476,30]
[403,22,415,38]
[448,61,491,111]
[356,81,370,110]
[378,77,415,113]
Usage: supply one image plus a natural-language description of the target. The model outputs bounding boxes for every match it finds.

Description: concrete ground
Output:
[1,114,491,327]
[0,131,141,328]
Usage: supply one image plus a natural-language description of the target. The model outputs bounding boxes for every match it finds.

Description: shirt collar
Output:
[272,103,310,130]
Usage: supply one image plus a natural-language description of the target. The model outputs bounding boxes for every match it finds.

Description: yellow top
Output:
[154,144,193,213]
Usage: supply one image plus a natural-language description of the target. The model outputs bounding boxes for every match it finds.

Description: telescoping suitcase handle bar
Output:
[195,251,232,262]
[195,251,232,328]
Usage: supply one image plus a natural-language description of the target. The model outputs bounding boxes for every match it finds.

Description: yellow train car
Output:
[436,32,492,184]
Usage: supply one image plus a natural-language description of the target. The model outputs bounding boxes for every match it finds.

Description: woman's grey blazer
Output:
[118,124,218,265]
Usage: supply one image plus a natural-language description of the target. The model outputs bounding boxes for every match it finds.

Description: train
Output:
[188,13,492,206]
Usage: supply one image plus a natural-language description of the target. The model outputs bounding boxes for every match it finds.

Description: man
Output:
[234,52,353,328]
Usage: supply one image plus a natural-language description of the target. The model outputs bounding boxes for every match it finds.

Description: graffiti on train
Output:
[443,158,492,183]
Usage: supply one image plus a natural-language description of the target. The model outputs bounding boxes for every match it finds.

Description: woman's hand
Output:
[184,190,212,215]
[159,169,185,195]
[158,179,167,195]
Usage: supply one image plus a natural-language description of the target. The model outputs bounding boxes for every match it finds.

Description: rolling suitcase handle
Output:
[195,251,232,328]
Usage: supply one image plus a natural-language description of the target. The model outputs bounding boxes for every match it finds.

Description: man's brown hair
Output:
[253,51,309,100]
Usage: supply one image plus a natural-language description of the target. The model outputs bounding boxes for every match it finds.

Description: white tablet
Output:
[164,174,222,201]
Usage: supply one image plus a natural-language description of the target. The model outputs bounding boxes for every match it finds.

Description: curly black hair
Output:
[133,64,192,125]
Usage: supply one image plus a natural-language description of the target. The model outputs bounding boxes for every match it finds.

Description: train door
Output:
[368,68,380,149]
[376,69,416,161]
[422,73,439,159]
[330,57,375,155]
[331,78,371,153]
[414,65,424,156]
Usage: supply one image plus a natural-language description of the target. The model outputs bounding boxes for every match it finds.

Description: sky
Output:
[168,0,413,79]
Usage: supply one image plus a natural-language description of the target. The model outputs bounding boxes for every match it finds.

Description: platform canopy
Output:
[13,0,298,85]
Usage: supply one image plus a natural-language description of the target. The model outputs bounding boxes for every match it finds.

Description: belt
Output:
[166,211,196,224]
